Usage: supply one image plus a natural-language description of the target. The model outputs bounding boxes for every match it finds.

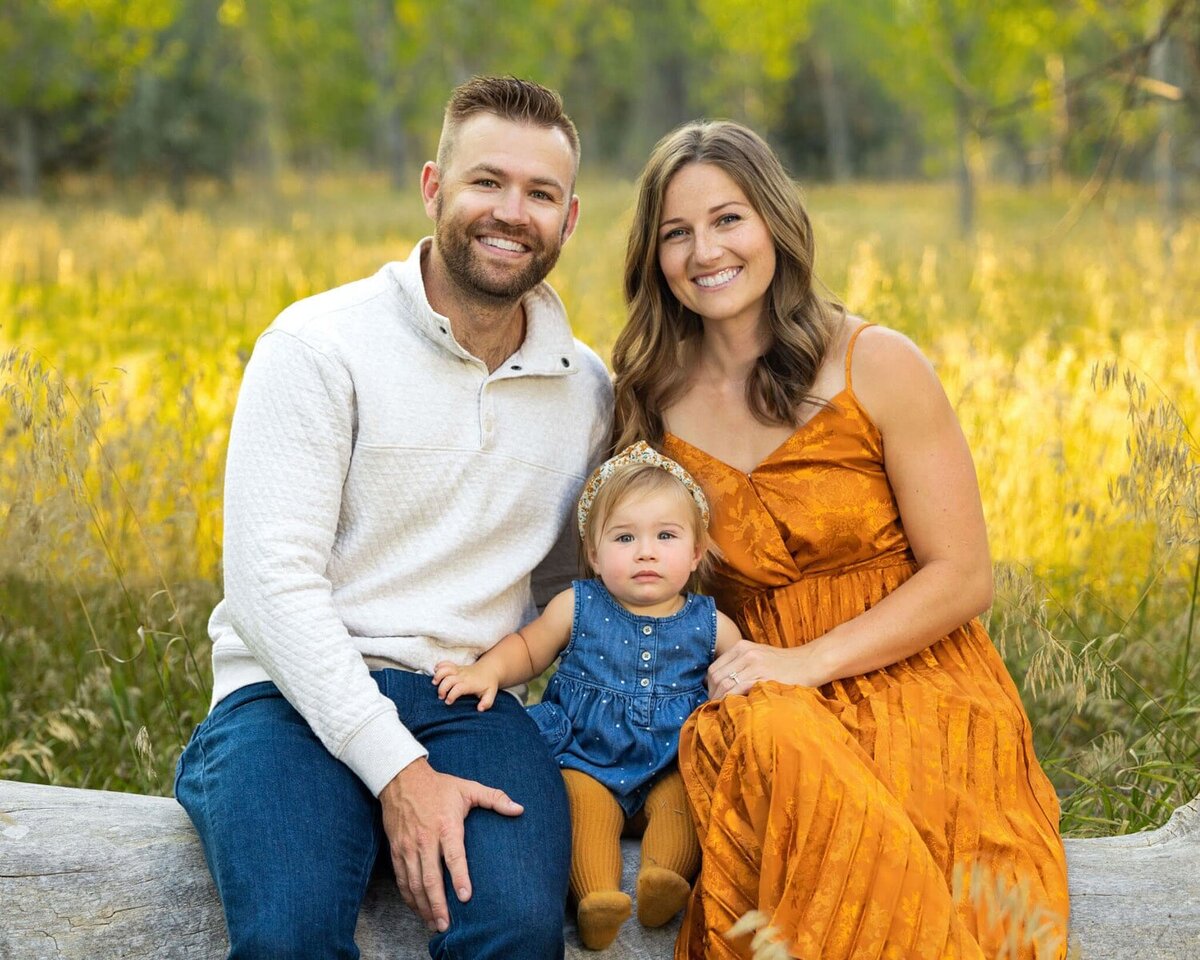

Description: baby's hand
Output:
[432,660,500,711]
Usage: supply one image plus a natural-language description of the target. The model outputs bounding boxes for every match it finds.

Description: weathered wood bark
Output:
[0,779,674,960]
[2,779,1199,958]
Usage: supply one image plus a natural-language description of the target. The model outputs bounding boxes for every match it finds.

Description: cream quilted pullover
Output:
[207,239,613,796]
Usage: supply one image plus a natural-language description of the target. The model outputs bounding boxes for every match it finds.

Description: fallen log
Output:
[1,779,1197,959]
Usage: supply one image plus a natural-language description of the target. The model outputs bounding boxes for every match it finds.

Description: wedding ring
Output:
[728,671,739,685]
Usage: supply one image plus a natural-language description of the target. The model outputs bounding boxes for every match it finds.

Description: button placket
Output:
[478,382,495,446]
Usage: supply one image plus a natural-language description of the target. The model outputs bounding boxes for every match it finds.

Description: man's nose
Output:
[493,188,529,225]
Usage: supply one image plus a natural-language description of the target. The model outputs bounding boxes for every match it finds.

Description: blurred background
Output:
[2,0,1198,226]
[1,1,1198,838]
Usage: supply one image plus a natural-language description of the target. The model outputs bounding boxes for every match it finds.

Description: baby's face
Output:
[589,489,702,617]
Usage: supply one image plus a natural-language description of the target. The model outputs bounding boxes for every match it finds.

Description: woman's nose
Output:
[693,230,722,264]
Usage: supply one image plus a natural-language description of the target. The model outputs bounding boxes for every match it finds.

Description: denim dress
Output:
[528,578,717,815]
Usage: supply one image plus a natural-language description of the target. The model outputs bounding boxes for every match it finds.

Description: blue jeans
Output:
[175,670,571,959]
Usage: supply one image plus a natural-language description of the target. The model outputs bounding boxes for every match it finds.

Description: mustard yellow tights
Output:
[561,767,699,950]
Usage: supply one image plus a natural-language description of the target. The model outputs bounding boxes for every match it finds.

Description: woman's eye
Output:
[661,228,685,242]
[717,213,741,226]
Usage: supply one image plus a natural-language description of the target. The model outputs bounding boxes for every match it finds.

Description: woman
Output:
[612,121,1069,960]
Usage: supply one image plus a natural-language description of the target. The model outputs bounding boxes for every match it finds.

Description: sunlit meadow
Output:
[2,175,1197,836]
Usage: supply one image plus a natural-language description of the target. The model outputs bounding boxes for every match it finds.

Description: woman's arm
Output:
[433,587,575,709]
[709,326,993,697]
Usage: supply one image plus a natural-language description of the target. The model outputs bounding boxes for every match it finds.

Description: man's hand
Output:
[380,758,524,932]
[432,660,501,710]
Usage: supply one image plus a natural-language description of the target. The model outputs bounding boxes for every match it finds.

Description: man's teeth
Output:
[695,267,740,287]
[480,236,526,252]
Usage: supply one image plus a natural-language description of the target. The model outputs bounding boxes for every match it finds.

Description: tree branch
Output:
[982,0,1193,126]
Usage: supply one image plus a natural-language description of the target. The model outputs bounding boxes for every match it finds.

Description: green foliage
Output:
[3,0,1195,195]
[110,0,258,203]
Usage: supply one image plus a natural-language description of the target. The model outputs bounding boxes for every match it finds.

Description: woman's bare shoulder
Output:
[848,322,945,428]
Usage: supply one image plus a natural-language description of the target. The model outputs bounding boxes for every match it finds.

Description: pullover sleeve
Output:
[221,328,427,796]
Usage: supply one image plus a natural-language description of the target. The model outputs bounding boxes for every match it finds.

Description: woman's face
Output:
[656,162,776,332]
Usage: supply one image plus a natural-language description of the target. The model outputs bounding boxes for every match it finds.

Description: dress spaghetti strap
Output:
[843,320,875,395]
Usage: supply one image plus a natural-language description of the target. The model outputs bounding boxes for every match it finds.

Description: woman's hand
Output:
[432,661,501,710]
[707,638,829,698]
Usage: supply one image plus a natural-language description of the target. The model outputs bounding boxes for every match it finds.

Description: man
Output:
[175,76,613,959]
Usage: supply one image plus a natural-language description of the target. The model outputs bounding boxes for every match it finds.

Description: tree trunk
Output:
[1045,52,1069,184]
[354,0,407,190]
[946,19,976,239]
[1151,31,1180,244]
[812,48,851,182]
[15,110,38,198]
[952,85,975,237]
[0,779,678,959]
[3,779,1200,958]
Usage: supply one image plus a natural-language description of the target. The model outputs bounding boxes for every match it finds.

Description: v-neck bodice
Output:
[662,328,912,618]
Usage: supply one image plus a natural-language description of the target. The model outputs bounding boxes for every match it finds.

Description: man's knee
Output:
[436,885,566,959]
[231,910,357,960]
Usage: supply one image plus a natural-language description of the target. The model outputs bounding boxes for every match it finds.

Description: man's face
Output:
[422,113,580,303]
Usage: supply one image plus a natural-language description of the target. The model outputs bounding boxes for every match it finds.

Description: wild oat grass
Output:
[1,175,1196,833]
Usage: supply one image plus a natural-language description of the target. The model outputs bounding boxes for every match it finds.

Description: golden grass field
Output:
[1,174,1197,836]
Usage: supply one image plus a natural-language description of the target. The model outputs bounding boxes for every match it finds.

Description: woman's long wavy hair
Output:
[612,120,843,451]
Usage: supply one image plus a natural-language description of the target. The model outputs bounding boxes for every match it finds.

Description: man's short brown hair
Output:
[437,76,580,174]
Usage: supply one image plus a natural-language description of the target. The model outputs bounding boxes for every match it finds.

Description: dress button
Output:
[640,678,650,687]
[641,651,651,661]
[641,625,652,635]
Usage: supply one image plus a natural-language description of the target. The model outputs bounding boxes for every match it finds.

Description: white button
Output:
[641,625,652,635]
[641,651,651,661]
[640,678,650,687]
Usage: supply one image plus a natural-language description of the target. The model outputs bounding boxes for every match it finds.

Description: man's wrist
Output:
[383,756,431,800]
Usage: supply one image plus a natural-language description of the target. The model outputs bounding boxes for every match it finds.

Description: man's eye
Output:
[531,190,553,201]
[476,179,499,188]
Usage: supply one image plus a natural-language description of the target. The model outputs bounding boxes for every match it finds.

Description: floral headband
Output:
[577,440,710,539]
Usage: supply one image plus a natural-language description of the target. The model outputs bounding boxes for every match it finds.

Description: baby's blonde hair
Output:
[579,462,715,589]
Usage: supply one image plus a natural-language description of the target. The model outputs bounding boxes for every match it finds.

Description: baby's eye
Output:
[615,533,634,543]
[658,531,677,540]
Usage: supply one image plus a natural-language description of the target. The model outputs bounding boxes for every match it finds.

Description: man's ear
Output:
[420,162,441,220]
[561,195,581,244]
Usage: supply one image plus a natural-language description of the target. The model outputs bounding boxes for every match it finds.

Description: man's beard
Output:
[435,198,564,302]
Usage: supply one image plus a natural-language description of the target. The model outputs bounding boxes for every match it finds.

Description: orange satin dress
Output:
[662,325,1069,960]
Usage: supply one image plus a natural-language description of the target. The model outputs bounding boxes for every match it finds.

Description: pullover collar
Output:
[387,238,581,378]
